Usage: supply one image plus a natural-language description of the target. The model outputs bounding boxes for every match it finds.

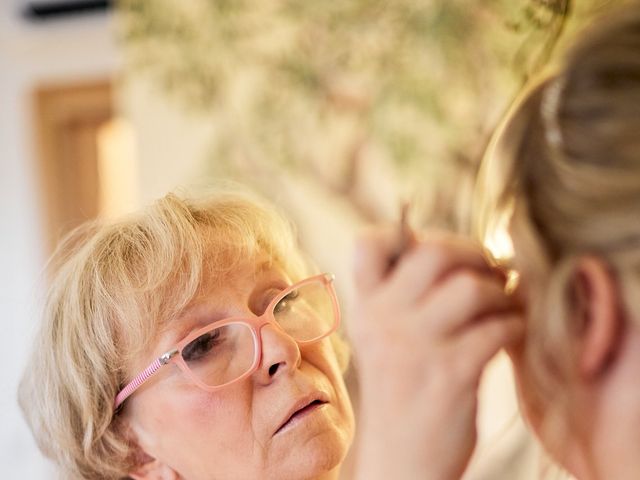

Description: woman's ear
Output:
[129,456,180,480]
[570,256,622,379]
[122,420,181,480]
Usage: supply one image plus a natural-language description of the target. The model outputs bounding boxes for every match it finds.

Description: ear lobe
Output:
[571,256,621,379]
[122,414,180,480]
[129,457,180,480]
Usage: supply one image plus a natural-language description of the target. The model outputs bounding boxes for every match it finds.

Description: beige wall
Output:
[1,3,538,477]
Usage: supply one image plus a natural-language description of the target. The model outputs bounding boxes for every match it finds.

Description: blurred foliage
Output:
[118,0,620,226]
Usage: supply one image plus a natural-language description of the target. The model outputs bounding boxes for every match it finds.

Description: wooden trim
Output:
[33,80,113,253]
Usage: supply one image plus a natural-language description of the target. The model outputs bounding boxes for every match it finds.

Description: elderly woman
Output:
[19,186,518,480]
[19,192,356,479]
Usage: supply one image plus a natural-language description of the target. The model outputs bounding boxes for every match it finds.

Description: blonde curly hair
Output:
[18,189,349,479]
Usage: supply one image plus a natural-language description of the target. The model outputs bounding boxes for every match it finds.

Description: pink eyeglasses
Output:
[114,273,340,409]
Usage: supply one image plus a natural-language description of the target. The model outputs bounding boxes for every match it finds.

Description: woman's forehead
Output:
[168,257,289,319]
[155,259,291,347]
[197,254,287,288]
[204,256,287,290]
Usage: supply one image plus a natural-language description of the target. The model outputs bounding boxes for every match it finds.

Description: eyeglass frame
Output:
[114,273,340,410]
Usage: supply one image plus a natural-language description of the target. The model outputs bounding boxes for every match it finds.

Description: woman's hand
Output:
[349,229,523,480]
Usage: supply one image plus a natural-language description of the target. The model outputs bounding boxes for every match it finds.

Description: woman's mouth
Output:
[274,397,328,435]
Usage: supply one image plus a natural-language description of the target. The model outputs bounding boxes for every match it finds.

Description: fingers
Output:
[350,225,524,480]
[388,236,493,303]
[419,270,517,334]
[449,313,524,383]
[354,228,495,300]
[353,228,403,294]
[352,227,521,354]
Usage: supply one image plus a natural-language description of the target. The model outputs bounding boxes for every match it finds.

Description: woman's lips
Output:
[274,393,329,436]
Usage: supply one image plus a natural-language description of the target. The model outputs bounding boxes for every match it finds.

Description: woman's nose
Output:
[255,324,302,383]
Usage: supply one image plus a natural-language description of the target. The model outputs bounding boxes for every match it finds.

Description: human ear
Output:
[125,431,180,480]
[570,256,621,379]
[121,410,181,480]
[129,456,180,480]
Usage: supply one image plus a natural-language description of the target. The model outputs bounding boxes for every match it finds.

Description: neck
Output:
[561,330,640,480]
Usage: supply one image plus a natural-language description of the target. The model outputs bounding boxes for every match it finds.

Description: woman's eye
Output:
[182,330,221,363]
[273,290,299,315]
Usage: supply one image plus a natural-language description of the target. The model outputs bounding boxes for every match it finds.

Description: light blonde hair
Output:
[19,189,349,479]
[475,2,640,447]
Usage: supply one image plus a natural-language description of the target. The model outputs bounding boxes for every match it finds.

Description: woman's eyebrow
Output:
[162,271,290,347]
[162,307,228,347]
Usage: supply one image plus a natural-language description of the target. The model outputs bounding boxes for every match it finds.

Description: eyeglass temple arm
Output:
[114,349,179,409]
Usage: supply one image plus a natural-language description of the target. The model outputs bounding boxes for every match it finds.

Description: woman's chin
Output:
[270,428,351,480]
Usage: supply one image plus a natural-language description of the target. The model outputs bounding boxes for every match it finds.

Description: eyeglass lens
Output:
[181,279,336,387]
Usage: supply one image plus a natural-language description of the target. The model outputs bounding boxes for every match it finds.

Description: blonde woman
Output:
[19,189,516,479]
[19,192,356,479]
[351,4,640,479]
[481,7,640,477]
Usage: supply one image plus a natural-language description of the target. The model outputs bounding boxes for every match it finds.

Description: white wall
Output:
[0,2,120,476]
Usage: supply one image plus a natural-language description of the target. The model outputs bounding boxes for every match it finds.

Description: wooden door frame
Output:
[33,80,113,253]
